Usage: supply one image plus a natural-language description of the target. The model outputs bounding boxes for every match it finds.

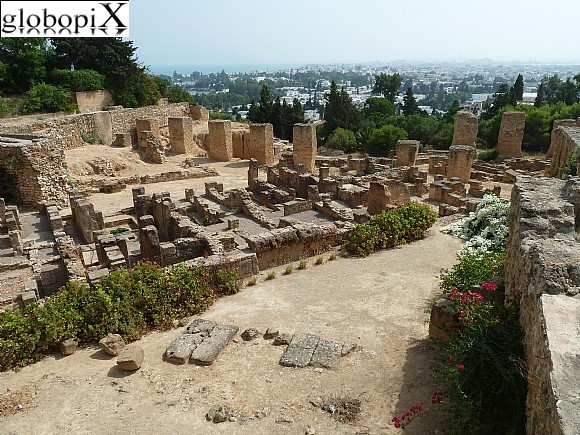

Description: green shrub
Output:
[80,132,100,144]
[209,111,234,121]
[345,201,437,256]
[110,227,129,235]
[477,149,498,161]
[326,127,358,153]
[49,69,105,92]
[440,247,505,293]
[0,262,221,370]
[365,124,408,156]
[20,83,77,114]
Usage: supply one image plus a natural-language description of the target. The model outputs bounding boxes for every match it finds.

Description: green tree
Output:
[513,74,524,101]
[323,80,361,138]
[557,77,578,105]
[0,38,48,94]
[49,69,105,91]
[20,83,76,114]
[402,87,419,116]
[363,97,395,117]
[326,128,358,153]
[483,83,515,119]
[50,38,160,107]
[365,124,408,156]
[372,73,402,102]
[534,82,545,108]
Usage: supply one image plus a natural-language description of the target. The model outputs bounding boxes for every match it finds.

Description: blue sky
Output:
[129,0,580,70]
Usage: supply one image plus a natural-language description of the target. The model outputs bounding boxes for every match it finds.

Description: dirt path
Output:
[0,226,462,435]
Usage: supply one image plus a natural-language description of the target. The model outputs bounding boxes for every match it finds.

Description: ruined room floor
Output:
[0,225,462,435]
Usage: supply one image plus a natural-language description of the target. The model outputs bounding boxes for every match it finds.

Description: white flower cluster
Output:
[442,194,510,253]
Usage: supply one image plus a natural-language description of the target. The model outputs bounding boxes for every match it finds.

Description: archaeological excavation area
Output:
[0,101,578,434]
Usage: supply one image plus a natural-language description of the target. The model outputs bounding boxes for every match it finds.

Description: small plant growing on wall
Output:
[80,132,100,144]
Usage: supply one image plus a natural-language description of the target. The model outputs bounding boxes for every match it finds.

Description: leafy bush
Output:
[440,246,505,293]
[477,149,498,161]
[110,227,129,235]
[325,128,358,153]
[209,111,234,121]
[20,83,77,114]
[365,124,408,156]
[344,201,437,256]
[0,262,227,370]
[49,69,105,92]
[80,132,100,144]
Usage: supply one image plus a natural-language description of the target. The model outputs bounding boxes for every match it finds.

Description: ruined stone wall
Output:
[232,130,249,159]
[189,105,209,122]
[244,223,341,269]
[544,119,580,177]
[108,102,189,141]
[168,116,204,155]
[292,123,317,173]
[497,111,525,157]
[0,138,67,205]
[74,90,114,113]
[505,176,580,435]
[451,111,478,146]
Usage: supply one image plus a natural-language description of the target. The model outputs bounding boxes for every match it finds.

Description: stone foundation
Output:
[447,145,476,182]
[396,140,420,166]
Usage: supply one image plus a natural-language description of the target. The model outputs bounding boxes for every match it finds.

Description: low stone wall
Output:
[244,222,342,269]
[109,102,189,139]
[505,176,580,435]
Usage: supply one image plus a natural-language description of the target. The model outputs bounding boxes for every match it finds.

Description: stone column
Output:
[497,111,525,158]
[396,140,420,166]
[136,118,160,138]
[248,158,259,190]
[92,111,113,145]
[447,145,476,182]
[208,120,233,161]
[292,123,317,173]
[168,117,194,154]
[452,111,478,147]
[367,180,410,215]
[249,123,274,164]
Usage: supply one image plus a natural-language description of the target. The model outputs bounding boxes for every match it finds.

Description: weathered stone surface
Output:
[505,176,580,435]
[428,299,457,341]
[447,145,476,182]
[59,338,78,355]
[279,333,319,367]
[117,345,144,371]
[293,123,317,173]
[241,328,260,341]
[497,111,525,158]
[189,324,238,365]
[165,333,205,364]
[99,333,126,356]
[310,339,342,368]
[451,111,478,147]
[395,140,420,167]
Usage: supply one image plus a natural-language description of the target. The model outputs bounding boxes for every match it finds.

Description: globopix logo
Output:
[0,1,130,37]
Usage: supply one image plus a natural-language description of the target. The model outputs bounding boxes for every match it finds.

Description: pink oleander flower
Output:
[447,356,454,363]
[457,364,465,371]
[481,282,498,291]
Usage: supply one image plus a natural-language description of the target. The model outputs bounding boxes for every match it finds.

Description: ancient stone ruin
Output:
[497,111,525,158]
[451,111,478,147]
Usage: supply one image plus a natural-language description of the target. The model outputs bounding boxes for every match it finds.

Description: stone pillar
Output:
[249,123,275,164]
[0,197,5,225]
[248,158,259,190]
[208,120,233,161]
[497,111,525,158]
[396,140,420,166]
[447,145,476,183]
[168,117,194,154]
[367,180,410,215]
[452,111,478,147]
[319,165,330,180]
[135,118,160,138]
[92,111,113,145]
[113,133,131,147]
[292,123,317,173]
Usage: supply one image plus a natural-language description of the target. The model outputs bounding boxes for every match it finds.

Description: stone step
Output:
[309,339,342,369]
[189,323,239,366]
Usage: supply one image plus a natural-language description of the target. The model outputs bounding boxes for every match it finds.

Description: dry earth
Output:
[0,224,463,435]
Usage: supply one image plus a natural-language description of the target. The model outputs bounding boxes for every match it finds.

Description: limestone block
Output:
[99,333,126,356]
[497,111,525,158]
[396,140,420,166]
[117,345,145,370]
[293,123,317,173]
[452,111,478,147]
[447,145,476,182]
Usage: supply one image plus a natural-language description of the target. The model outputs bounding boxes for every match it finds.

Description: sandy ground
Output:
[0,225,463,435]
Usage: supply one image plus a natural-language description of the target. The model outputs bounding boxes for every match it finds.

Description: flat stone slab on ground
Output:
[186,318,217,334]
[189,324,239,366]
[279,333,320,368]
[165,332,206,364]
[309,339,342,368]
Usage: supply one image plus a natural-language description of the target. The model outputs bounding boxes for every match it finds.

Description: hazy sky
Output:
[130,0,580,70]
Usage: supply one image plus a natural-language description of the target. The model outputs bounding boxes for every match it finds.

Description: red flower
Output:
[457,364,465,371]
[447,356,454,363]
[392,417,401,428]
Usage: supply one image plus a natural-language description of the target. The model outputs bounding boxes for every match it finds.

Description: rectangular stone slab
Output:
[186,318,217,335]
[279,333,320,368]
[309,339,342,368]
[189,324,239,365]
[165,333,206,364]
